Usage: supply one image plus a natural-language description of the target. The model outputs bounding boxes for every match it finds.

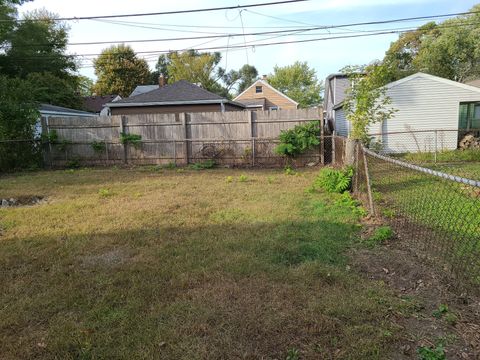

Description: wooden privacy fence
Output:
[42,108,325,167]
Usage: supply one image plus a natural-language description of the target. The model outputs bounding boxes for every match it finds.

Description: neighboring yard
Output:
[0,167,475,359]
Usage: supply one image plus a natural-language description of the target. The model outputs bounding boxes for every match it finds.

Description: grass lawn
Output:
[0,167,404,359]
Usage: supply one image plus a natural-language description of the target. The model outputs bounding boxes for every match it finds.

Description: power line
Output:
[6,0,307,22]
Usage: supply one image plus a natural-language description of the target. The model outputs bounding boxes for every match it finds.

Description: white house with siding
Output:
[334,72,480,153]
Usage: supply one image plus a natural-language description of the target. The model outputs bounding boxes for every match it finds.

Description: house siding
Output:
[335,74,480,153]
[235,80,297,110]
[334,108,348,137]
[110,103,243,116]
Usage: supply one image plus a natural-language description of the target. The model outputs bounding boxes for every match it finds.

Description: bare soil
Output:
[350,218,480,359]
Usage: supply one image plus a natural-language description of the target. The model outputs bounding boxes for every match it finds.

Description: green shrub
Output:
[275,121,320,157]
[284,165,296,175]
[313,167,354,193]
[120,132,142,149]
[189,159,215,170]
[65,159,80,169]
[91,140,106,153]
[334,192,367,217]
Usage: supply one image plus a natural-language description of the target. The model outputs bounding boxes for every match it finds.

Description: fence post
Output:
[120,115,127,164]
[40,116,52,168]
[249,111,255,166]
[362,146,376,216]
[320,109,325,165]
[104,138,109,164]
[171,140,175,166]
[332,131,336,165]
[434,129,438,164]
[181,113,189,165]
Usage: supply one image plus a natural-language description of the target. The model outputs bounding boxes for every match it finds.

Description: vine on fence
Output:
[120,132,142,149]
[91,140,106,153]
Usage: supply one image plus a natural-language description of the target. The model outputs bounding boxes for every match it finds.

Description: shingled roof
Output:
[83,94,120,113]
[109,80,232,108]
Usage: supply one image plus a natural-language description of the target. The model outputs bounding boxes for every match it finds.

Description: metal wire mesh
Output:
[359,144,480,293]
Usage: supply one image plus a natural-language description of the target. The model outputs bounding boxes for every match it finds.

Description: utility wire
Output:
[5,0,307,22]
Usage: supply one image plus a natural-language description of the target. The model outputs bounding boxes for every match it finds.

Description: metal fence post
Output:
[434,129,438,164]
[104,138,109,164]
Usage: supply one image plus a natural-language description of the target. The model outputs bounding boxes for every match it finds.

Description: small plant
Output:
[242,147,252,162]
[56,139,72,152]
[164,162,176,169]
[65,159,80,169]
[285,348,300,360]
[381,208,395,218]
[225,176,233,183]
[41,129,58,143]
[239,174,248,182]
[267,176,275,184]
[417,342,446,360]
[432,304,449,319]
[91,140,106,153]
[365,226,393,247]
[284,165,296,176]
[120,132,142,149]
[275,121,320,158]
[176,168,185,173]
[189,160,215,170]
[98,188,113,197]
[334,192,367,217]
[313,167,354,193]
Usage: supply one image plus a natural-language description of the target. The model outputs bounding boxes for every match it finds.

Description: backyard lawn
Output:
[1,167,408,359]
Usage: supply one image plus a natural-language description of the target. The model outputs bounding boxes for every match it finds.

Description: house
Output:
[234,77,298,110]
[333,72,480,153]
[106,80,245,115]
[83,94,121,116]
[323,73,351,133]
[36,104,96,137]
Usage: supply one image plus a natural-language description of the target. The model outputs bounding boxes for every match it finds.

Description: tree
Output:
[267,61,323,108]
[342,63,396,143]
[383,5,480,82]
[0,8,85,109]
[93,44,150,97]
[220,64,258,95]
[166,50,227,95]
[0,75,40,171]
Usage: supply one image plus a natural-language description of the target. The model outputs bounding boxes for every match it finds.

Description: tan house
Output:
[234,78,298,110]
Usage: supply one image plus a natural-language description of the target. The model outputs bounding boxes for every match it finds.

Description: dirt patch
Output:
[1,196,45,207]
[350,224,480,359]
[80,249,131,268]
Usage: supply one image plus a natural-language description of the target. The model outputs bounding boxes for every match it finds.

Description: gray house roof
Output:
[109,80,244,108]
[39,104,96,117]
[130,85,159,97]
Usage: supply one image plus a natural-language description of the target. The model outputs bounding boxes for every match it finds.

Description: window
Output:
[269,106,279,111]
[459,102,480,130]
[255,86,262,93]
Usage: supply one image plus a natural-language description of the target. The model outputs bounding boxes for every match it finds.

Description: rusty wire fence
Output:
[355,142,480,293]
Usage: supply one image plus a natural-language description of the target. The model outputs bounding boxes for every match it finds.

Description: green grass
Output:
[368,158,480,285]
[0,167,404,359]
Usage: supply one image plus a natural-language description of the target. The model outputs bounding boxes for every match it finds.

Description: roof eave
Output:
[107,99,245,108]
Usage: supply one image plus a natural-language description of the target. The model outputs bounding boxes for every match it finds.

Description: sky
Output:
[18,0,480,87]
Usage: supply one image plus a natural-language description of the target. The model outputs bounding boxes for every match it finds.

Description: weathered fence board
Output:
[43,108,324,167]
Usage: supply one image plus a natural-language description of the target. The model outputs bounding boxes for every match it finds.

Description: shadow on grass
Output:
[0,220,398,360]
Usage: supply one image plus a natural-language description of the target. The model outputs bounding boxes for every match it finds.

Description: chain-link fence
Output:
[356,140,480,293]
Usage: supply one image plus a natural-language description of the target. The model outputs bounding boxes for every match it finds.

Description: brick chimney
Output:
[262,74,267,81]
[158,73,165,87]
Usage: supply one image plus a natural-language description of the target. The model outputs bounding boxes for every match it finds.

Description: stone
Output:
[306,162,316,167]
[1,199,9,207]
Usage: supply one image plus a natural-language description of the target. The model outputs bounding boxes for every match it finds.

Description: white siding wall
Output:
[336,74,480,153]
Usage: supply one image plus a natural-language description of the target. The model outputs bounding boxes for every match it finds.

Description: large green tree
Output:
[93,44,150,97]
[0,75,40,171]
[267,61,323,108]
[0,7,84,109]
[383,5,480,82]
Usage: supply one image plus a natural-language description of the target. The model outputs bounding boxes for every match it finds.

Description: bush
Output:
[120,132,142,149]
[189,159,215,170]
[275,121,320,157]
[313,167,354,193]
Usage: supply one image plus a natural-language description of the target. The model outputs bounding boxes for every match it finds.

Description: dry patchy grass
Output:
[0,167,403,359]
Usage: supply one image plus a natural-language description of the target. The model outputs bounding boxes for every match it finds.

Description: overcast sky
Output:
[19,0,480,85]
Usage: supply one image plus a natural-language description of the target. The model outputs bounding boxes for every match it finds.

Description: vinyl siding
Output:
[337,74,480,152]
[334,108,349,137]
[235,80,298,110]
